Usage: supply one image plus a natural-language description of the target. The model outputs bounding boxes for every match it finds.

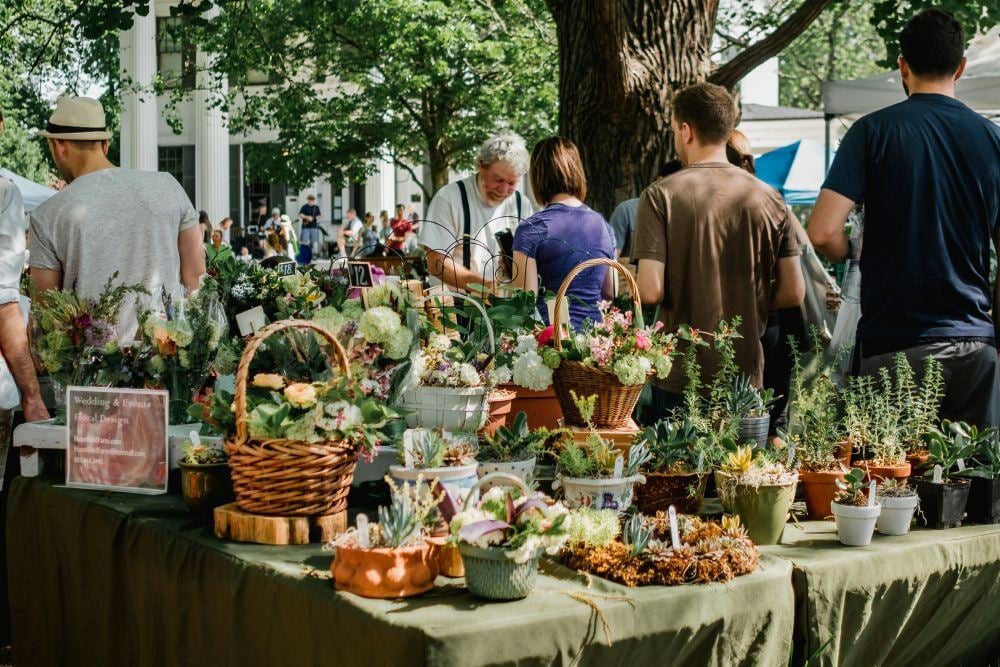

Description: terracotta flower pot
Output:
[905,452,930,477]
[859,460,911,484]
[504,384,563,430]
[837,440,853,468]
[480,389,517,437]
[332,543,440,598]
[635,471,708,515]
[799,468,846,520]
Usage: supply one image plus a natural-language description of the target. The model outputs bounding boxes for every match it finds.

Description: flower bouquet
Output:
[549,259,675,428]
[29,274,152,421]
[445,473,571,599]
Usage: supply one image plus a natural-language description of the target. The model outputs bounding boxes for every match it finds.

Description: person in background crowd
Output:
[512,137,615,328]
[420,132,533,292]
[808,9,1000,427]
[210,229,225,252]
[29,97,204,335]
[608,161,682,259]
[298,194,321,249]
[356,213,381,258]
[378,210,391,242]
[387,203,413,254]
[278,214,298,256]
[236,246,253,263]
[264,207,282,232]
[0,110,49,429]
[197,210,212,244]
[253,199,269,229]
[264,231,282,258]
[633,83,804,421]
[337,208,362,257]
[219,216,233,245]
[727,129,807,435]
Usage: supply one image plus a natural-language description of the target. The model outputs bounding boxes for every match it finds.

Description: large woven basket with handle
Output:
[225,319,357,517]
[551,258,650,429]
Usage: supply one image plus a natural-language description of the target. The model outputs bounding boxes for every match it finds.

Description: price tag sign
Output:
[276,260,297,276]
[235,306,267,337]
[66,387,168,494]
[348,261,375,288]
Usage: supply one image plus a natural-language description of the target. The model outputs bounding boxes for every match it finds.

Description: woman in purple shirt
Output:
[512,137,615,329]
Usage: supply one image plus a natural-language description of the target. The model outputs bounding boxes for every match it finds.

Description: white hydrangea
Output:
[429,333,453,352]
[490,365,513,386]
[458,363,482,387]
[514,334,538,355]
[512,350,553,391]
[384,327,413,360]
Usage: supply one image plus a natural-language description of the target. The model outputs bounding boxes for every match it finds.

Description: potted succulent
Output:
[477,411,551,485]
[389,429,480,519]
[482,387,517,437]
[717,445,797,546]
[831,467,881,546]
[724,375,779,451]
[874,478,919,536]
[177,431,234,514]
[916,421,979,528]
[448,473,571,600]
[958,426,1000,524]
[844,370,910,483]
[330,477,441,599]
[633,417,710,514]
[551,393,650,511]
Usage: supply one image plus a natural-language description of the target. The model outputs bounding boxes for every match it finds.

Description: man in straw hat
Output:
[28,97,205,333]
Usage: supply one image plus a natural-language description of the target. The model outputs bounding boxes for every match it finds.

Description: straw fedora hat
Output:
[38,97,112,141]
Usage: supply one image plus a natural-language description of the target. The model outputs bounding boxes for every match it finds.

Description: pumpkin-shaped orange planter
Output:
[332,543,440,599]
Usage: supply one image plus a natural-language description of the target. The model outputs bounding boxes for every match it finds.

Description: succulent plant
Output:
[923,420,986,481]
[377,491,425,548]
[479,411,549,463]
[722,446,755,475]
[876,478,916,497]
[623,514,653,558]
[724,374,778,420]
[638,418,707,473]
[410,429,447,468]
[834,467,869,507]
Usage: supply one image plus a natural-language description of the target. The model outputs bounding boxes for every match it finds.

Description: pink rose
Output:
[635,330,651,350]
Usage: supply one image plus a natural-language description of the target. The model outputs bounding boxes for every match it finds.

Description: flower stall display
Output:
[560,510,759,587]
[177,431,233,514]
[446,473,571,600]
[138,287,230,424]
[831,467,881,546]
[551,392,650,511]
[550,259,675,428]
[217,320,398,517]
[916,421,981,528]
[633,417,711,515]
[330,476,441,599]
[717,446,797,546]
[477,411,554,485]
[30,274,152,420]
[874,479,919,536]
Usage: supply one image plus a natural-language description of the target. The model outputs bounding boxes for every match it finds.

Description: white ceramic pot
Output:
[832,502,881,546]
[389,463,480,505]
[477,459,536,489]
[552,474,646,512]
[875,494,919,536]
[399,385,490,431]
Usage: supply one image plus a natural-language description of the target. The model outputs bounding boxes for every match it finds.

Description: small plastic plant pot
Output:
[832,502,881,546]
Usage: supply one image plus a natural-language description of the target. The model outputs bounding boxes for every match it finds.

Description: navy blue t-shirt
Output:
[824,94,1000,340]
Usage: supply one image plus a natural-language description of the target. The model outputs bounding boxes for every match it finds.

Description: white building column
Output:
[364,153,396,218]
[118,1,158,172]
[193,9,230,224]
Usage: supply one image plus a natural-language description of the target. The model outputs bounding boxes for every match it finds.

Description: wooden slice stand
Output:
[563,418,640,450]
[214,503,348,545]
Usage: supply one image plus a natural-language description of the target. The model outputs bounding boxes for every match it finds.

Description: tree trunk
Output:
[547,0,719,217]
[427,142,452,197]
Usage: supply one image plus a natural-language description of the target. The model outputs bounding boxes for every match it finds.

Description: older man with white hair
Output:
[420,132,533,291]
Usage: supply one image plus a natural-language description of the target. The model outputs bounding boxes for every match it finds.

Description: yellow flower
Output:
[252,373,286,390]
[284,382,317,408]
[722,446,755,474]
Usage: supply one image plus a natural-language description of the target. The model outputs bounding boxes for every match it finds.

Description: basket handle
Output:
[552,258,643,350]
[233,319,351,445]
[415,290,496,356]
[462,472,530,511]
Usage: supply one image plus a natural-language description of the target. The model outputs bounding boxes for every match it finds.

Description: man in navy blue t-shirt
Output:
[809,9,1000,427]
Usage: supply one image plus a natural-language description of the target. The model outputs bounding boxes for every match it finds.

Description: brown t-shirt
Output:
[632,163,800,393]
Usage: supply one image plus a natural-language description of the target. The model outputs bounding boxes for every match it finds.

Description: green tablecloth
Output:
[761,520,1000,667]
[7,478,795,667]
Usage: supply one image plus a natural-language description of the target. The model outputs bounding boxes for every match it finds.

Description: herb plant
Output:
[783,333,845,472]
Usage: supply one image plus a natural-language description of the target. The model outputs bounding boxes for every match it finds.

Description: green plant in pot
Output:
[874,478,919,536]
[844,369,909,483]
[917,421,980,529]
[831,467,880,546]
[893,354,944,469]
[724,375,779,451]
[177,432,233,514]
[955,426,1000,524]
[477,411,551,485]
[717,445,797,546]
[634,417,710,514]
[783,336,848,520]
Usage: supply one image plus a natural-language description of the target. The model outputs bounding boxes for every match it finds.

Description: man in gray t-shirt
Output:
[28,97,204,335]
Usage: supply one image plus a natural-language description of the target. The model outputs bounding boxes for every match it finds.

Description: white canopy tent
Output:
[0,168,56,213]
[821,27,1000,170]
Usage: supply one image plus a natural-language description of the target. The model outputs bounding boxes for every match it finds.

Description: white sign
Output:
[235,306,267,337]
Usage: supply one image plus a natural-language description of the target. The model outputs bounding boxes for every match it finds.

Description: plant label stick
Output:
[956,458,965,471]
[613,455,623,479]
[356,514,370,548]
[189,430,200,447]
[402,430,415,468]
[668,506,680,549]
[787,443,795,468]
[696,451,704,473]
[933,464,943,484]
[868,481,876,507]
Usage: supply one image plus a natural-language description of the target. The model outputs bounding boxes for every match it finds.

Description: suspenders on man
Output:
[455,180,522,271]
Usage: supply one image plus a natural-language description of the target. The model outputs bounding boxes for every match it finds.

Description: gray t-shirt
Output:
[29,168,197,331]
[608,197,638,255]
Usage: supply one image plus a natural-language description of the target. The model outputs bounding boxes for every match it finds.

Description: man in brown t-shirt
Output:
[633,82,804,419]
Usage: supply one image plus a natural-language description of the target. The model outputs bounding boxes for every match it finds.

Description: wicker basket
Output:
[551,258,650,428]
[225,319,358,517]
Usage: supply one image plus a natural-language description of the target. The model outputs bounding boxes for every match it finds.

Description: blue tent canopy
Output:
[755,139,833,205]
